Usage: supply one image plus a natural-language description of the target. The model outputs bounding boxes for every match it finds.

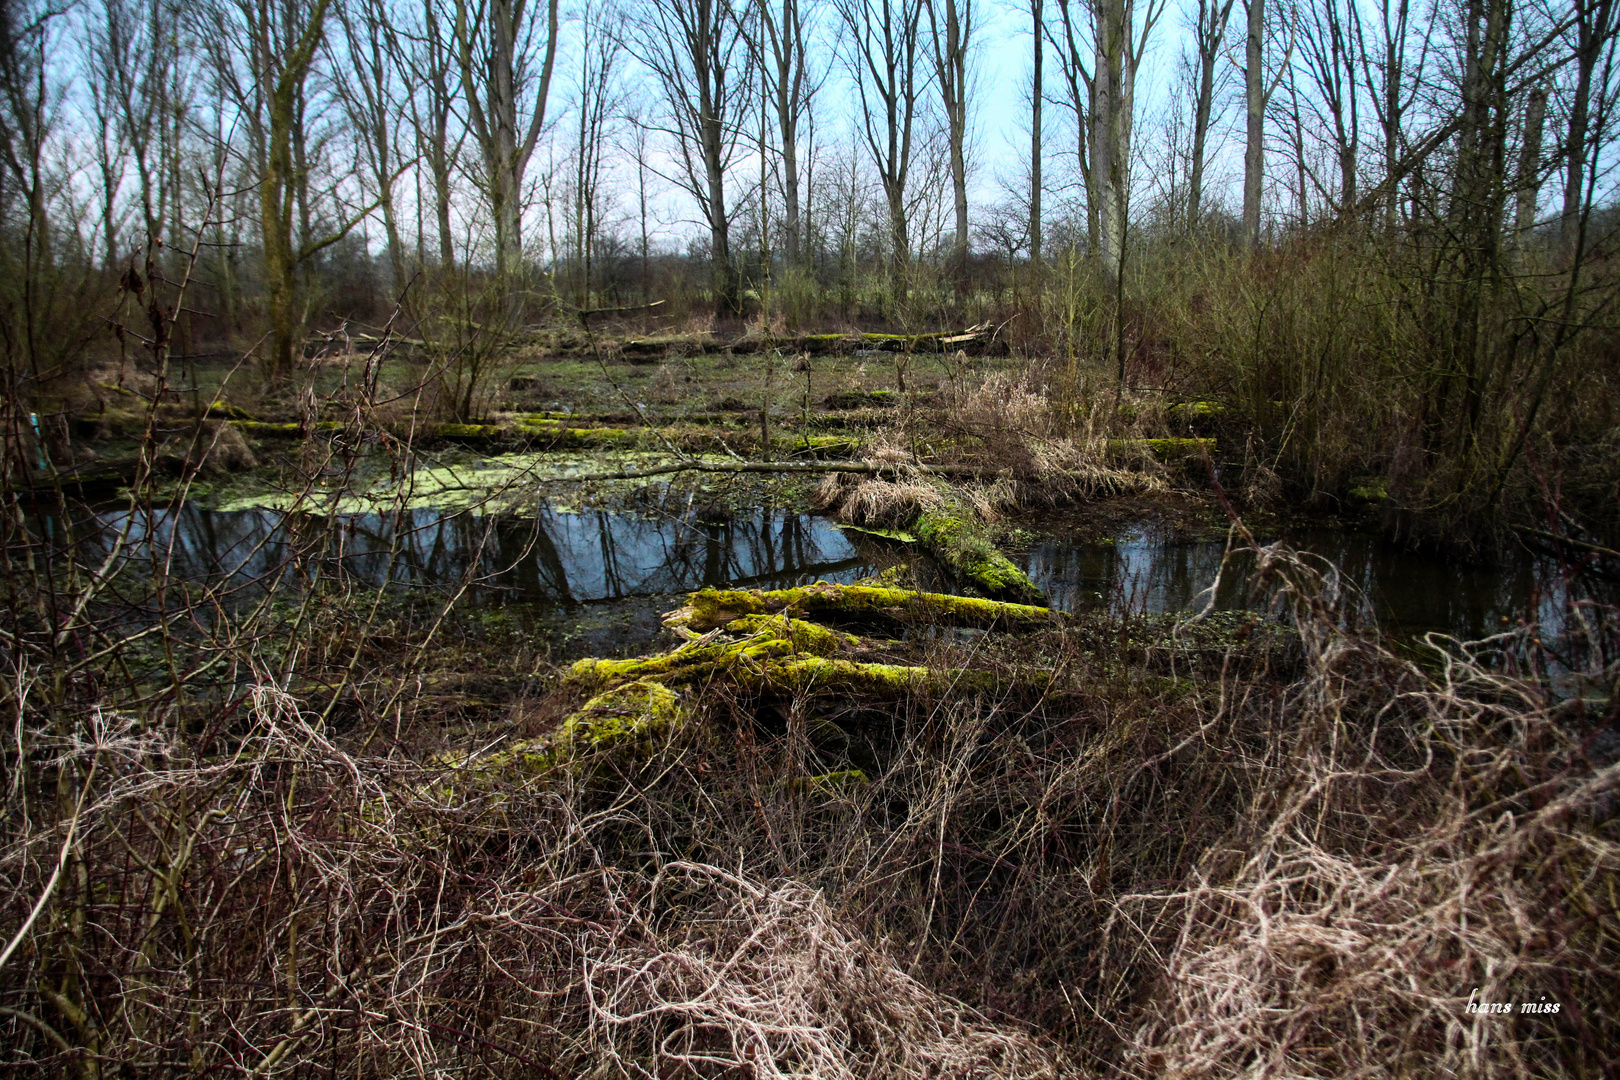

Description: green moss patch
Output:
[914,511,1046,605]
[664,583,1059,635]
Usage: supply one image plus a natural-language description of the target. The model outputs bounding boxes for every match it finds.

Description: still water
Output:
[60,503,1617,656]
[67,503,892,658]
[1023,528,1615,643]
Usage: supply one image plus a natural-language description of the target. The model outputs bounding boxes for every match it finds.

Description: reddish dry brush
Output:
[0,683,1063,1077]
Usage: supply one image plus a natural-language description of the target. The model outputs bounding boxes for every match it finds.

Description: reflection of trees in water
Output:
[58,504,1614,638]
[1024,531,1613,641]
[72,504,862,607]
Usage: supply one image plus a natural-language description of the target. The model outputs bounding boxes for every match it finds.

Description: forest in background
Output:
[2,0,1620,1074]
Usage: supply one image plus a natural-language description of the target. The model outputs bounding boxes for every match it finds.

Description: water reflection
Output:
[1025,528,1615,641]
[55,501,1618,656]
[76,503,875,606]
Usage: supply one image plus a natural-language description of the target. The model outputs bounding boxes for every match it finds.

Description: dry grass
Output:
[2,542,1615,1077]
[582,861,1057,1079]
[813,470,948,527]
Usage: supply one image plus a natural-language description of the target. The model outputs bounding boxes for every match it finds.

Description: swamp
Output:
[4,0,1620,1075]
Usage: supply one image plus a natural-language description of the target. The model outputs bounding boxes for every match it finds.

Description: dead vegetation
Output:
[3,282,1616,1077]
[2,523,1615,1076]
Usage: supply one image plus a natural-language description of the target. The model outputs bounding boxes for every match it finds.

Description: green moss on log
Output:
[568,635,799,692]
[913,512,1046,605]
[206,400,257,421]
[1166,401,1225,421]
[432,423,506,442]
[444,680,687,780]
[230,420,343,437]
[664,582,1059,634]
[1104,437,1217,460]
[786,769,871,796]
[723,613,861,654]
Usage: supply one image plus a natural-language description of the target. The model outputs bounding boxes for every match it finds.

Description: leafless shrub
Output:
[1114,545,1620,1079]
[582,861,1058,1079]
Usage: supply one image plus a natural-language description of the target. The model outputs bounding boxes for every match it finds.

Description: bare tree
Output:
[624,107,657,300]
[1353,0,1424,229]
[1050,0,1163,269]
[1241,0,1291,245]
[1243,0,1265,245]
[632,0,753,315]
[1511,79,1547,245]
[1097,0,1162,269]
[755,0,820,269]
[1299,0,1363,211]
[1559,0,1618,250]
[198,0,371,377]
[1048,0,1097,249]
[839,0,923,272]
[96,0,188,254]
[408,0,464,268]
[334,0,408,287]
[0,0,60,268]
[1186,0,1236,229]
[925,0,974,271]
[570,7,623,308]
[84,10,130,268]
[1030,0,1043,262]
[451,0,561,283]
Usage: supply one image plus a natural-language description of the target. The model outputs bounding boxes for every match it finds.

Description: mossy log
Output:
[444,680,688,781]
[1166,401,1225,422]
[663,583,1061,635]
[785,769,871,796]
[572,606,1041,700]
[569,613,858,692]
[569,639,998,701]
[913,512,1045,605]
[206,400,257,421]
[1104,437,1217,460]
[231,420,344,437]
[621,326,992,359]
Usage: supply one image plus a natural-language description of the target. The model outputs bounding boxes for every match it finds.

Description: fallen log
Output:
[663,583,1062,635]
[621,325,995,359]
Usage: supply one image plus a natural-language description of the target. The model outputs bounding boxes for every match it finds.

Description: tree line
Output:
[0,0,1615,375]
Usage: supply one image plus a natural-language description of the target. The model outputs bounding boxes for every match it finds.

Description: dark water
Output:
[1023,528,1616,644]
[61,503,893,658]
[53,503,1617,658]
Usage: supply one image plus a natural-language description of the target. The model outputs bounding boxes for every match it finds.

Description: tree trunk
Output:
[1243,0,1264,247]
[926,0,972,273]
[1030,0,1042,262]
[1560,0,1617,252]
[1091,0,1128,270]
[1188,0,1233,230]
[455,0,561,287]
[1513,81,1547,246]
